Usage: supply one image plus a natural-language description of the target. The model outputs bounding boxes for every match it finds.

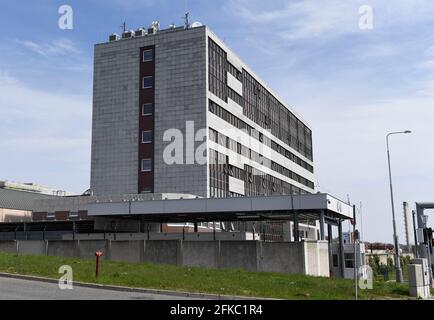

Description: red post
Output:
[95,250,103,278]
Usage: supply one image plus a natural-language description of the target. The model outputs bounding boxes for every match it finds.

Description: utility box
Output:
[409,258,431,299]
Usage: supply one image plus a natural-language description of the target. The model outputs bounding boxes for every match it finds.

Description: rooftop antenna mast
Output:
[120,21,127,33]
[184,12,190,29]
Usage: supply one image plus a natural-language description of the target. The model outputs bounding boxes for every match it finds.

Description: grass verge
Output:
[0,252,410,300]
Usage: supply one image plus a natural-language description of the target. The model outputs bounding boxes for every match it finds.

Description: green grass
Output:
[0,252,411,300]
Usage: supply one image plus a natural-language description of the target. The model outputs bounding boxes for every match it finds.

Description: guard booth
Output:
[88,193,355,278]
[330,242,366,279]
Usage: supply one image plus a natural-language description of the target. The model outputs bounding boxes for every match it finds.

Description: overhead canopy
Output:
[416,202,434,228]
[88,193,354,223]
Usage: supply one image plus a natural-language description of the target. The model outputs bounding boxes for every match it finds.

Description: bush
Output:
[401,255,411,267]
[368,255,381,276]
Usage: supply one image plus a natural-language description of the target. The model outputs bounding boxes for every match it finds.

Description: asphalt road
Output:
[0,276,198,300]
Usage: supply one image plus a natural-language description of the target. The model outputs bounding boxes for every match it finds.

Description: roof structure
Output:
[0,188,55,211]
[88,193,354,223]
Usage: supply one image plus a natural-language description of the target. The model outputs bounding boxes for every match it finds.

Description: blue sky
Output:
[1,0,434,243]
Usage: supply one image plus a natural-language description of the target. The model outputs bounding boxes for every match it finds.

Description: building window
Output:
[333,254,339,268]
[142,76,153,89]
[143,49,153,62]
[141,159,152,172]
[142,131,153,144]
[209,128,217,143]
[142,103,153,116]
[344,253,354,268]
[208,38,227,102]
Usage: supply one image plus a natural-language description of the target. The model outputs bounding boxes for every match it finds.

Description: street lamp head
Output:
[387,130,412,138]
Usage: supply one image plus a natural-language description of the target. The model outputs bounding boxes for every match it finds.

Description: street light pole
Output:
[386,130,411,283]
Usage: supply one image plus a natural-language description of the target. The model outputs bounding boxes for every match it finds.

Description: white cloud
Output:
[354,43,400,59]
[416,79,434,97]
[17,38,81,56]
[426,45,434,57]
[300,92,434,243]
[0,71,18,85]
[417,59,434,70]
[0,70,91,193]
[103,0,157,10]
[230,0,358,41]
[229,0,434,41]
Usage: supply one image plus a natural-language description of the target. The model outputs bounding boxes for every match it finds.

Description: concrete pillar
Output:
[282,221,292,242]
[327,223,333,244]
[293,211,300,242]
[327,223,333,276]
[319,210,325,241]
[338,220,345,278]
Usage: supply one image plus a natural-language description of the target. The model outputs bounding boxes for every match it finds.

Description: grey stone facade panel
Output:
[91,27,208,197]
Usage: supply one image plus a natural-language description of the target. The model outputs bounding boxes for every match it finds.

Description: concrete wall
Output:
[17,240,46,255]
[110,241,143,263]
[61,231,254,241]
[47,241,77,258]
[0,239,330,277]
[77,240,107,259]
[219,241,258,271]
[181,241,219,269]
[143,240,181,265]
[258,242,305,274]
[303,241,330,277]
[318,241,330,277]
[0,241,17,254]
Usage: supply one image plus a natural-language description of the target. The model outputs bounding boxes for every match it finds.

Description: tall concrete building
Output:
[91,22,314,199]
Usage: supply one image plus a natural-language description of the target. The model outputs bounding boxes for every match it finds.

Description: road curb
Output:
[0,272,273,300]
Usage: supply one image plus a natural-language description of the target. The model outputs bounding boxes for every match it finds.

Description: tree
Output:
[387,257,394,273]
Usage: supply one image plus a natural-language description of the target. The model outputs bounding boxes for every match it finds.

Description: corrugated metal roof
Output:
[0,188,55,211]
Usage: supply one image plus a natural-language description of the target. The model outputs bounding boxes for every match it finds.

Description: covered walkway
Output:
[88,193,355,277]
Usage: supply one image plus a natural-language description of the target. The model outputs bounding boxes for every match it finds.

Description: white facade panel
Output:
[227,97,243,115]
[229,176,245,195]
[228,152,246,169]
[227,72,243,96]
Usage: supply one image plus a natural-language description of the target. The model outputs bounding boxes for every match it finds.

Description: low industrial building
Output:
[0,181,58,223]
